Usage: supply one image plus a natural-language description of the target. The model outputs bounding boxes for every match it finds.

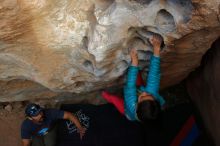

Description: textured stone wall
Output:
[0,0,220,101]
[187,38,220,145]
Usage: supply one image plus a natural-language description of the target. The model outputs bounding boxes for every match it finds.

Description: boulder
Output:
[0,0,219,101]
[187,38,220,145]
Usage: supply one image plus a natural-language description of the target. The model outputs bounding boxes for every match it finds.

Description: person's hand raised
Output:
[150,34,163,56]
[130,48,138,66]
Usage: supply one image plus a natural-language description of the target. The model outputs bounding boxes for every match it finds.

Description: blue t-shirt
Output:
[21,109,64,139]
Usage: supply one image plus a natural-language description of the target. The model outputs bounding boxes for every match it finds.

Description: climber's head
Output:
[136,92,161,122]
[138,92,154,102]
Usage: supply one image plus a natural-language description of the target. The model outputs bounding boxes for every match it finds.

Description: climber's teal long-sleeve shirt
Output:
[124,55,165,121]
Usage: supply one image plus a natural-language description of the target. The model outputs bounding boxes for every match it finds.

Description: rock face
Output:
[186,38,220,145]
[0,79,58,101]
[0,0,220,101]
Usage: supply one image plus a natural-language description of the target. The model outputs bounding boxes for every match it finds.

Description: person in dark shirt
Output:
[21,103,86,146]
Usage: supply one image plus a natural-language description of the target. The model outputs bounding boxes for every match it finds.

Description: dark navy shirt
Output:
[21,109,64,139]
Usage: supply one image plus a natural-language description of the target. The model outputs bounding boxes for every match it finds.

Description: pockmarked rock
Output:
[0,0,220,101]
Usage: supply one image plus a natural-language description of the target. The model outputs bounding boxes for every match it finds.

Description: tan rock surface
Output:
[0,0,220,101]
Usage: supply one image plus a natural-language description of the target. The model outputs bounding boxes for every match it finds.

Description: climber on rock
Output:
[21,103,87,146]
[102,34,165,123]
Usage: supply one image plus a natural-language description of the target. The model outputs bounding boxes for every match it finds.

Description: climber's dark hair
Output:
[136,99,161,123]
